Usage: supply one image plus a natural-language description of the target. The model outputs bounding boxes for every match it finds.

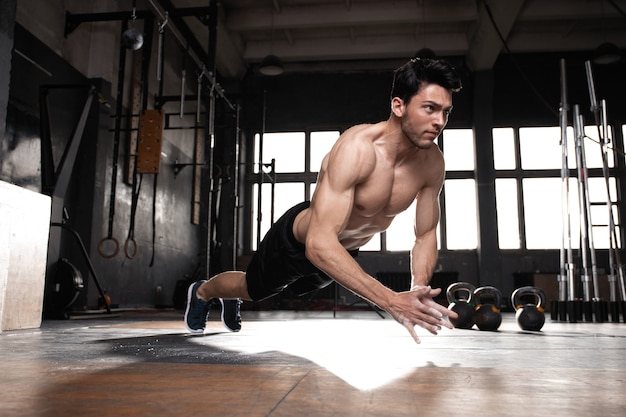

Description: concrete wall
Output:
[5,1,205,311]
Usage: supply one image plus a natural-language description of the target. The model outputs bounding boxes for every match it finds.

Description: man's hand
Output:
[388,285,458,344]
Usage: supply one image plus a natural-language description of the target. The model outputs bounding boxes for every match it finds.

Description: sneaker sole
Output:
[184,282,205,334]
[220,298,241,332]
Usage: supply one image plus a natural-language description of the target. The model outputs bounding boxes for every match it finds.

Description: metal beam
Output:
[226,0,477,31]
[244,32,468,61]
[466,0,526,71]
[64,10,151,37]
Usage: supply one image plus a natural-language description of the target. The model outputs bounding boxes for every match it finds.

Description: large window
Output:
[251,128,479,252]
[253,132,305,173]
[494,125,620,250]
[252,131,338,249]
[440,129,478,250]
[251,124,621,253]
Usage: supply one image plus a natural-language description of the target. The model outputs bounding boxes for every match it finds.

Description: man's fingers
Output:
[410,285,441,297]
[428,287,442,297]
[406,324,421,344]
[396,286,457,342]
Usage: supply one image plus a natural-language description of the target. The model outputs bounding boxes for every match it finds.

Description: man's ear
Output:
[391,97,405,117]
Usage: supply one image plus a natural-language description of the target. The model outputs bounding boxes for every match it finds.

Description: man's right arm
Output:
[304,134,395,310]
[303,134,453,343]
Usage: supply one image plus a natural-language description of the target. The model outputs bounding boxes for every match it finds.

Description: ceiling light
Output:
[259,54,284,76]
[593,42,621,65]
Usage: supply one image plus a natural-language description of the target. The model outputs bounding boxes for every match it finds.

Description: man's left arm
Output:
[410,158,443,281]
[410,220,439,288]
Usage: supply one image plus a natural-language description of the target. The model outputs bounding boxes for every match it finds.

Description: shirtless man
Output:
[185,57,462,344]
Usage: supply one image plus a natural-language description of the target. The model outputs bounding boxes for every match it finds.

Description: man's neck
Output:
[383,117,424,163]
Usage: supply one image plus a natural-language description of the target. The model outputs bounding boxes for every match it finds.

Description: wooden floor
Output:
[1,308,625,416]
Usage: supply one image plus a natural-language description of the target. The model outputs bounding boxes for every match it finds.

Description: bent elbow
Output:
[304,237,327,266]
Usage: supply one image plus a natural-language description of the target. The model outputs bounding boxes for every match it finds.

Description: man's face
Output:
[395,83,453,150]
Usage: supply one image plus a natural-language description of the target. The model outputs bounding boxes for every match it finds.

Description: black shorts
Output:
[246,201,358,301]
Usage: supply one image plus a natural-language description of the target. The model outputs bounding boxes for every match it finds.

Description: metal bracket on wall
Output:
[172,160,206,177]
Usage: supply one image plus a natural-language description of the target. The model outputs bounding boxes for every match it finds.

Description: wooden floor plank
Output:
[0,311,624,416]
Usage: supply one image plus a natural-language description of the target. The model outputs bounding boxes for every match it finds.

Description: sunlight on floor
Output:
[190,318,453,390]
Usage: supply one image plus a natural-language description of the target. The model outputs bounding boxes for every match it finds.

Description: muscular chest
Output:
[353,166,422,218]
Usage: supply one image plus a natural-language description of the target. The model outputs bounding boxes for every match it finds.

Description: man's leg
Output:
[197,271,251,301]
[202,271,250,332]
[184,271,249,333]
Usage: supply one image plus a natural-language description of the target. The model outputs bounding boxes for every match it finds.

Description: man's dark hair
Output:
[390,58,462,104]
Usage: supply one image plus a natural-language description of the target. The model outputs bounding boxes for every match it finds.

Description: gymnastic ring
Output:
[124,237,138,259]
[97,236,119,259]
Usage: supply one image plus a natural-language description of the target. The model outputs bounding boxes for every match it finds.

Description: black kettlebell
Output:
[512,286,547,331]
[446,282,476,329]
[473,286,503,331]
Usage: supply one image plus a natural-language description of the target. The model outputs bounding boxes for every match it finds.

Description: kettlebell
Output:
[446,282,476,329]
[512,286,547,331]
[473,286,503,331]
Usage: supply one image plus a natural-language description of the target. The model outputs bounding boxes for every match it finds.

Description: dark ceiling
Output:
[187,0,626,78]
[73,0,626,79]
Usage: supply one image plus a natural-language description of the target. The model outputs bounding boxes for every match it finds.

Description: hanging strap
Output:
[125,173,143,259]
[149,174,158,267]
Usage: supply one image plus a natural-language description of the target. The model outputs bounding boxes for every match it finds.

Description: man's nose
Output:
[433,112,446,128]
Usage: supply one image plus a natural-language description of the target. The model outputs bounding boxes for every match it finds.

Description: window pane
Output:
[252,183,305,250]
[495,179,520,249]
[310,131,339,172]
[523,178,580,249]
[254,132,305,173]
[520,126,576,170]
[444,179,478,249]
[583,125,614,168]
[443,129,474,171]
[386,200,416,251]
[493,127,516,170]
[587,177,618,249]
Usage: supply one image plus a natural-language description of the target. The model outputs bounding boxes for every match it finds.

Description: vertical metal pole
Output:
[586,60,621,320]
[179,68,186,118]
[206,81,215,275]
[205,0,219,276]
[580,124,600,305]
[256,91,266,249]
[600,100,618,303]
[270,158,276,226]
[573,105,592,321]
[233,104,241,269]
[601,100,626,307]
[196,69,203,124]
[558,59,573,321]
[156,12,168,81]
[577,64,601,305]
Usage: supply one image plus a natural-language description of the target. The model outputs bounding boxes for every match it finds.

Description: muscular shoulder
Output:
[322,123,383,180]
[419,145,445,190]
